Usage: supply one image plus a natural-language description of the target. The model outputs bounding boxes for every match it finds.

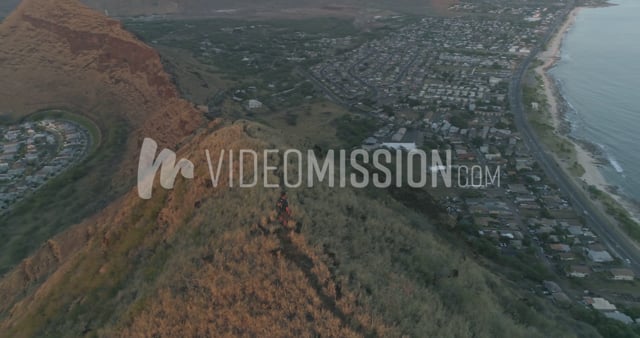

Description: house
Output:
[529,218,557,228]
[557,252,576,261]
[536,225,554,234]
[2,142,20,155]
[515,196,537,203]
[484,153,502,161]
[566,226,583,236]
[610,268,635,281]
[391,128,407,142]
[363,137,378,146]
[507,184,529,194]
[549,243,570,253]
[25,154,38,163]
[566,265,590,278]
[500,231,515,240]
[515,158,533,171]
[246,99,263,110]
[604,311,634,324]
[382,143,417,151]
[585,297,616,312]
[488,76,503,86]
[587,250,614,263]
[520,202,541,210]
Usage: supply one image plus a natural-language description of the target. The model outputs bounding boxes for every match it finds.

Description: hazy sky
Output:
[1,0,446,18]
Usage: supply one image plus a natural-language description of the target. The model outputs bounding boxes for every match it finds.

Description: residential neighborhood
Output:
[301,1,640,325]
[0,119,90,212]
[310,6,559,111]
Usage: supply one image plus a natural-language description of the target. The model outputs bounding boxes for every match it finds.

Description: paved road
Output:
[299,67,350,106]
[509,2,640,274]
[348,51,379,99]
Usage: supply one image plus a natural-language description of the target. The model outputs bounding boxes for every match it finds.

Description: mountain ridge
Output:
[0,0,202,157]
[0,0,204,278]
[0,1,599,337]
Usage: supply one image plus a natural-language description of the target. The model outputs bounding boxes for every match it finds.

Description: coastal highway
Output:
[509,2,640,274]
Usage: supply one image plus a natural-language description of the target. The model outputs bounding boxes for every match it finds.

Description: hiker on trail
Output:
[276,191,291,226]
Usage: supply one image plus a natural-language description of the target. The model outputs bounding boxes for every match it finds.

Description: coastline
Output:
[536,4,640,223]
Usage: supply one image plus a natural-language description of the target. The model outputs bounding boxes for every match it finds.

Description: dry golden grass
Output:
[0,121,587,337]
[117,230,388,337]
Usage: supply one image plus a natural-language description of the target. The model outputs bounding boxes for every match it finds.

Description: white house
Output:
[610,268,635,281]
[566,265,590,278]
[604,311,634,324]
[247,99,263,110]
[381,143,417,151]
[585,297,616,312]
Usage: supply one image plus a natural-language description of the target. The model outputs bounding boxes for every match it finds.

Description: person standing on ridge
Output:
[276,191,291,227]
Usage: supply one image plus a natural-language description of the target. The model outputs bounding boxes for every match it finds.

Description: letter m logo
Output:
[137,138,194,199]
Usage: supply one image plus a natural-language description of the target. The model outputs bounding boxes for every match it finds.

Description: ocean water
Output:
[550,0,640,204]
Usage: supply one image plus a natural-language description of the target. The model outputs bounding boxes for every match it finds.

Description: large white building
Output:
[585,297,616,312]
[247,99,263,110]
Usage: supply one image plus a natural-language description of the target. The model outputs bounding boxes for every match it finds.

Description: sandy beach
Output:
[535,6,609,190]
[536,6,640,223]
[535,7,582,130]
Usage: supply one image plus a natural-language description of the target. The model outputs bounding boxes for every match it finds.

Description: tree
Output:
[471,137,484,148]
[382,105,394,116]
[450,115,469,129]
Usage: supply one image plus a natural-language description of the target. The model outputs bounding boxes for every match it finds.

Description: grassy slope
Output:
[0,121,598,337]
[0,10,611,336]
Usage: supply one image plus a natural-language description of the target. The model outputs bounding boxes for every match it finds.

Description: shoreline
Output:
[536,5,640,223]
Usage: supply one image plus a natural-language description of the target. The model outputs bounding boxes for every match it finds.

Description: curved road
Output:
[509,2,640,274]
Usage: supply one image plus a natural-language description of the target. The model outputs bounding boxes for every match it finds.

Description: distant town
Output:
[0,119,90,212]
[289,2,638,323]
[305,3,638,322]
[120,0,640,327]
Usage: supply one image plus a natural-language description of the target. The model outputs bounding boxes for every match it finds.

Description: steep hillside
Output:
[0,0,203,274]
[0,0,202,160]
[0,121,589,337]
